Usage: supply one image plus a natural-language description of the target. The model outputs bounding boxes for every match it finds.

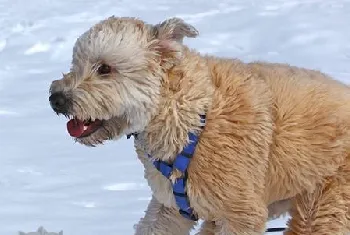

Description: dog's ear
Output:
[151,18,198,68]
[153,17,199,43]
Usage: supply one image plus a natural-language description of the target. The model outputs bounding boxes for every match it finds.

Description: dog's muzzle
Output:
[49,92,70,114]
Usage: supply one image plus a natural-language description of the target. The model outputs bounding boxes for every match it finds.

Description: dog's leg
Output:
[214,215,266,235]
[134,196,196,235]
[212,197,267,235]
[341,158,350,234]
[196,221,216,235]
[285,174,349,235]
[194,200,291,235]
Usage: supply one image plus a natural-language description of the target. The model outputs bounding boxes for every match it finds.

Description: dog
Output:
[49,16,350,234]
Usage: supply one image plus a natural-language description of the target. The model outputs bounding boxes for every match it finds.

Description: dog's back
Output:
[203,57,350,203]
[251,61,350,202]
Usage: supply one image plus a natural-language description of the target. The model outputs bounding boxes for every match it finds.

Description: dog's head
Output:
[49,16,199,146]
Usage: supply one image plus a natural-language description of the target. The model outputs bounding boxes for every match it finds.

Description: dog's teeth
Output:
[83,126,88,131]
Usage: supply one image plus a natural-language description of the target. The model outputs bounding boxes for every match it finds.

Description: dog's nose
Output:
[49,92,68,113]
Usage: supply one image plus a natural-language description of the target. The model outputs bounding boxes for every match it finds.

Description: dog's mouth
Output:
[66,117,103,138]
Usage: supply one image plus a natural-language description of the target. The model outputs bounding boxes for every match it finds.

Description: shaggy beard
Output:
[75,116,127,147]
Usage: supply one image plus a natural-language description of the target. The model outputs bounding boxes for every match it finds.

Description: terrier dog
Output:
[49,16,350,235]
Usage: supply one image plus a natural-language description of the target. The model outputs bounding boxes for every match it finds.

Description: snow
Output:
[0,0,349,234]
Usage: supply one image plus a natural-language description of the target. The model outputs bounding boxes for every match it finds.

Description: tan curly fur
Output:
[49,16,350,235]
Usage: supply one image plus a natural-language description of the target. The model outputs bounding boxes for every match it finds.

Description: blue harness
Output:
[127,114,206,221]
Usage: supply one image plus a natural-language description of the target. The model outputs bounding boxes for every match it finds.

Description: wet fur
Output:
[50,16,350,234]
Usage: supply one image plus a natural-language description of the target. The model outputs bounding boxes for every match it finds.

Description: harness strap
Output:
[153,157,173,178]
[147,115,206,221]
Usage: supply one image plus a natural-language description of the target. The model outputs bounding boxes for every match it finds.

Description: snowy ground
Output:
[0,0,349,234]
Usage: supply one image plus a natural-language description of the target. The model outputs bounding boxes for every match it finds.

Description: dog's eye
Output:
[97,64,112,75]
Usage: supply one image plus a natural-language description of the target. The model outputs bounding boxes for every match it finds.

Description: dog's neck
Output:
[138,49,214,162]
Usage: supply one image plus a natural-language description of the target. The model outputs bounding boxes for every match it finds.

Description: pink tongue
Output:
[67,119,85,137]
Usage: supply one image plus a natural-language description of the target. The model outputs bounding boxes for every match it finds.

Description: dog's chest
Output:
[134,136,177,208]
